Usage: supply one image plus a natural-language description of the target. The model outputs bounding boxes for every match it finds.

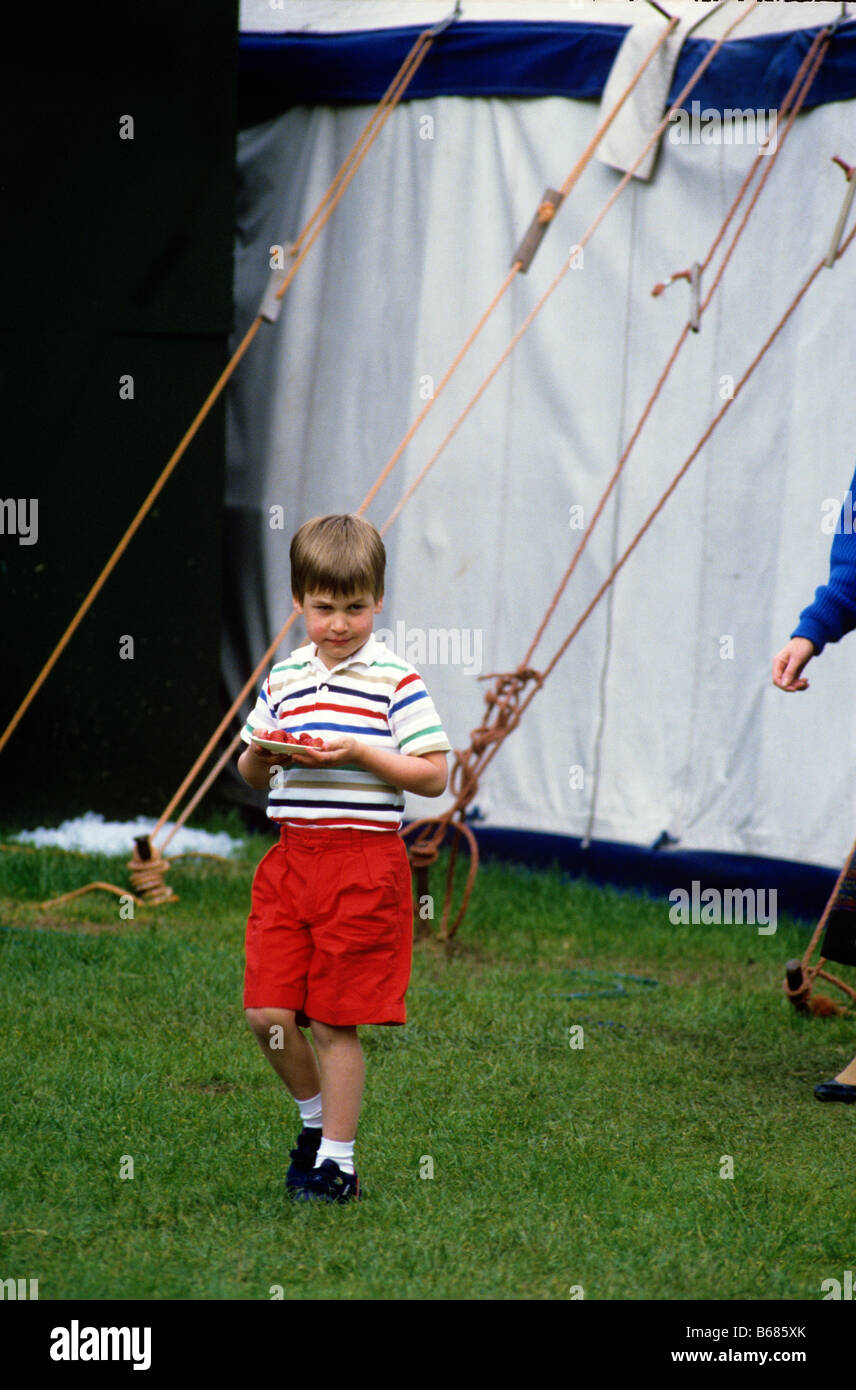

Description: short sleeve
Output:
[241,674,278,745]
[388,672,451,756]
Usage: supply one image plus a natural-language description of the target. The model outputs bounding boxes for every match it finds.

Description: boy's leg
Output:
[309,1020,365,1139]
[245,1006,320,1100]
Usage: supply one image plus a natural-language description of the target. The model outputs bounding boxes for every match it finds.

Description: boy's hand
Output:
[283,737,446,797]
[772,637,816,691]
[285,734,357,767]
[238,736,295,791]
[247,734,356,768]
[250,736,294,763]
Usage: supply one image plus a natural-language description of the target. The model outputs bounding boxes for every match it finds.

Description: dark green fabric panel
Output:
[0,2,238,822]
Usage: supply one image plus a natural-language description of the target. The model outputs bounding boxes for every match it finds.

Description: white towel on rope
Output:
[596,9,719,182]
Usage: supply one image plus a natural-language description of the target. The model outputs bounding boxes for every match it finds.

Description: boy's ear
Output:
[374,595,383,614]
[292,594,303,614]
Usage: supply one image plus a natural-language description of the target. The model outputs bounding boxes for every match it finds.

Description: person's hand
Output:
[250,735,294,764]
[772,637,816,691]
[286,734,360,768]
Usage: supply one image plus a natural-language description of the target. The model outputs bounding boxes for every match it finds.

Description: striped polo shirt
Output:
[241,632,451,831]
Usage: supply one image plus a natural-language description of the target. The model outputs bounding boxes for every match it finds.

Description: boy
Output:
[772,463,856,1102]
[238,514,451,1198]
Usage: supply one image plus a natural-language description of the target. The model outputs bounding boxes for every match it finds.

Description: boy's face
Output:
[294,589,382,670]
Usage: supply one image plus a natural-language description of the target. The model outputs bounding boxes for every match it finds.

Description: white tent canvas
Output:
[227,1,856,870]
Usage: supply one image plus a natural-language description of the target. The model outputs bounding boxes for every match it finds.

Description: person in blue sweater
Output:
[772,465,856,1102]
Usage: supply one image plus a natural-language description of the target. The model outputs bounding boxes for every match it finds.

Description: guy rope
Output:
[0,4,463,762]
[109,7,715,908]
[21,3,688,912]
[32,4,851,945]
[147,2,758,900]
[784,835,856,1016]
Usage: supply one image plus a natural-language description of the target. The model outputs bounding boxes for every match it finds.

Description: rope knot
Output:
[407,839,440,870]
[128,836,178,905]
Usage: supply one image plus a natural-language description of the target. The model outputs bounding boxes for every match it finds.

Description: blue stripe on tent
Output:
[415,824,839,927]
[239,20,856,122]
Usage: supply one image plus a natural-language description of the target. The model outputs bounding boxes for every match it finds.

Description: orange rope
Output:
[421,21,844,830]
[39,882,147,911]
[158,734,242,852]
[784,833,856,1007]
[379,0,760,534]
[520,22,831,670]
[152,610,299,842]
[486,222,856,785]
[556,13,680,202]
[383,12,840,935]
[699,32,831,294]
[358,267,519,518]
[270,32,438,308]
[358,15,680,520]
[812,970,856,1006]
[0,23,440,762]
[0,317,262,758]
[287,31,434,261]
[155,17,686,844]
[160,3,839,940]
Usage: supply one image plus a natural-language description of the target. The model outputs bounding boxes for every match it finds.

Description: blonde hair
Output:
[290,514,386,602]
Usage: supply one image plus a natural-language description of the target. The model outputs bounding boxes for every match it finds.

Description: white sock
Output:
[296,1092,323,1128]
[315,1137,355,1174]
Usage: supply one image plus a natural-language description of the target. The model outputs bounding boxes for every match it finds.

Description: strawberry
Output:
[254,729,293,747]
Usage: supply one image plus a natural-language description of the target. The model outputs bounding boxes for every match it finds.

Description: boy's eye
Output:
[310,599,367,613]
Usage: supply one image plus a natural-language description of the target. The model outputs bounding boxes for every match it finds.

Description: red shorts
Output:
[243,825,414,1026]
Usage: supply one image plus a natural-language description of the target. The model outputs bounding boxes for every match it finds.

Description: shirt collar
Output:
[305,631,379,675]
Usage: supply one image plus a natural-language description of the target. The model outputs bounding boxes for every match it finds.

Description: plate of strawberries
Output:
[251,730,327,754]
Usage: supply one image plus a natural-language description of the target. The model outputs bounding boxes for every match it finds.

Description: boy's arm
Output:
[240,672,291,785]
[237,740,292,790]
[355,746,448,798]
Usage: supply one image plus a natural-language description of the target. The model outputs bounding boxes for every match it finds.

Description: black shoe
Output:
[293,1158,361,1204]
[814,1080,856,1103]
[285,1127,322,1194]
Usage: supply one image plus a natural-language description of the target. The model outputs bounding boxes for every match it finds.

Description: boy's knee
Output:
[245,1006,298,1040]
[310,1019,358,1049]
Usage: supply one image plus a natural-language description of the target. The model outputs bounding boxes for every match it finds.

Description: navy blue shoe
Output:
[814,1080,856,1103]
[285,1127,322,1194]
[293,1158,361,1203]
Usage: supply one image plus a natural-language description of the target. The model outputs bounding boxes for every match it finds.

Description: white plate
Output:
[251,733,325,754]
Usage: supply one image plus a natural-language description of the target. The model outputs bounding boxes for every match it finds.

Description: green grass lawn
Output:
[1,821,854,1301]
